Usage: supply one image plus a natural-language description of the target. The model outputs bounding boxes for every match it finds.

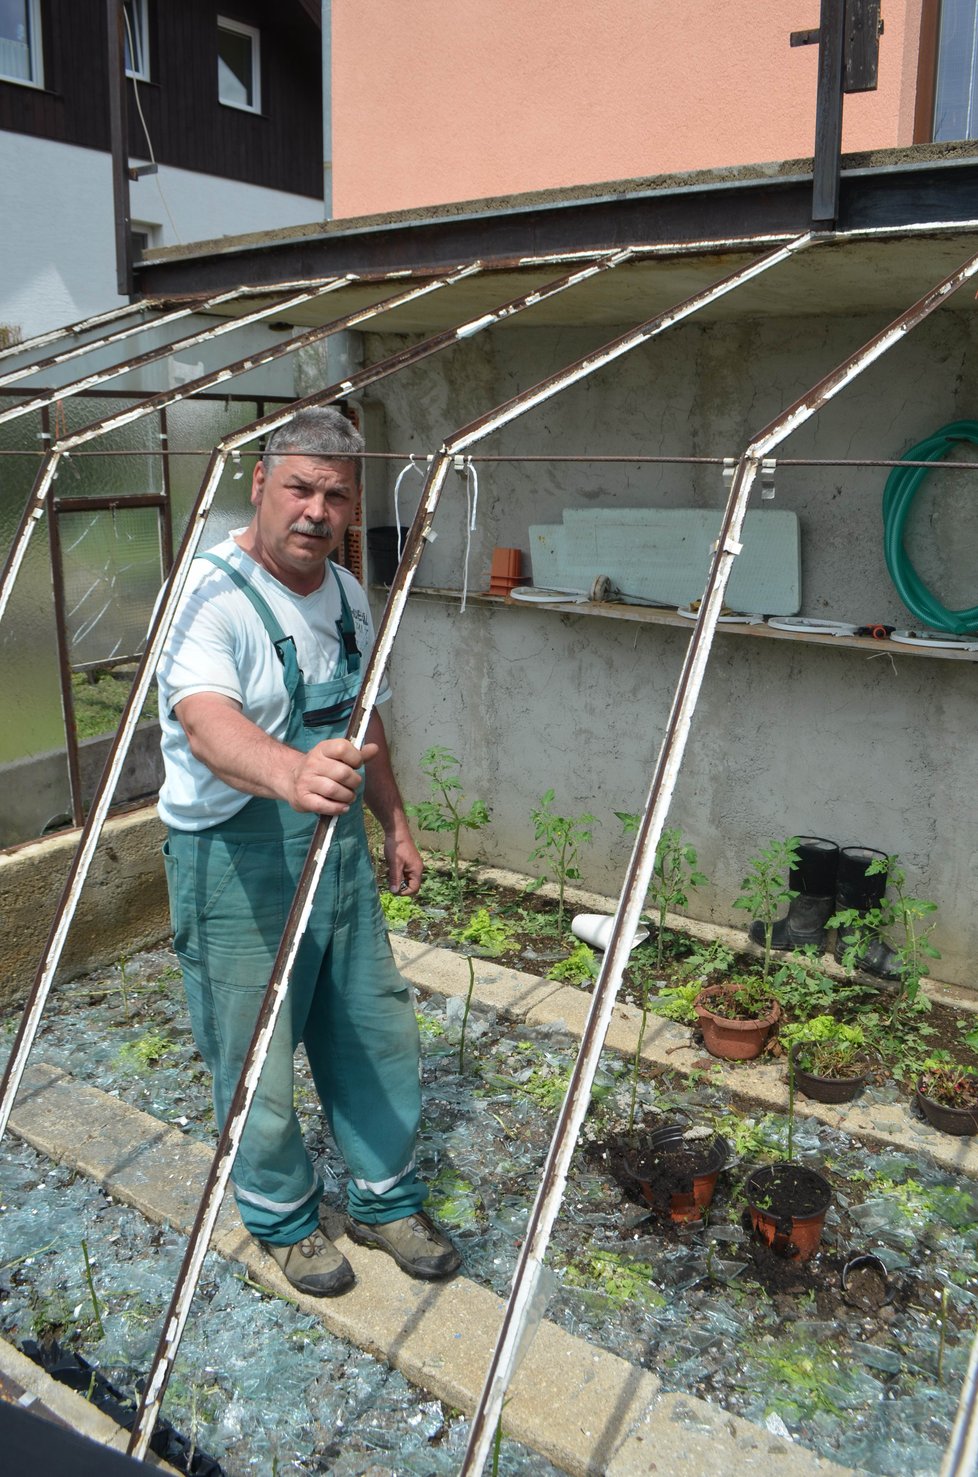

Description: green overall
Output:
[162,555,424,1244]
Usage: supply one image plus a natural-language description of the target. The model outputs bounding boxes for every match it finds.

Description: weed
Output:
[643,981,700,1025]
[550,942,598,986]
[379,890,424,929]
[427,1165,481,1227]
[528,790,597,937]
[416,1011,446,1039]
[750,1336,857,1420]
[407,747,490,910]
[115,1028,175,1073]
[562,1250,666,1309]
[830,854,940,1019]
[679,938,735,985]
[80,1239,104,1339]
[451,907,515,958]
[734,837,799,982]
[459,956,476,1072]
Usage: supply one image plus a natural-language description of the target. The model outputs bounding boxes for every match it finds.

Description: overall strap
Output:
[330,562,361,674]
[197,552,294,667]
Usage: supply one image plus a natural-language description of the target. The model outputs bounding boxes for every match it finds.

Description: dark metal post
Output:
[106,0,133,297]
[812,0,846,225]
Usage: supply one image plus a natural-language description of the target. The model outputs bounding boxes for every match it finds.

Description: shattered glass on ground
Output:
[4,944,978,1475]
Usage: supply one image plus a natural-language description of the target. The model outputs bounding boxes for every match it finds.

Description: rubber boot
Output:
[833,847,901,981]
[748,837,839,953]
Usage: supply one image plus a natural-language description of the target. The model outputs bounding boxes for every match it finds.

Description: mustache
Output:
[290,519,331,538]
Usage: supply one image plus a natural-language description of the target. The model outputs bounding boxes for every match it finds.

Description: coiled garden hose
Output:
[883,420,978,635]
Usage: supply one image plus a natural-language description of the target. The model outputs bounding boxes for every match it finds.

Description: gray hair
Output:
[262,407,364,481]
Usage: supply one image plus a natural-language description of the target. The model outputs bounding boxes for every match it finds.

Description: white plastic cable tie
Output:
[459,459,480,614]
[722,537,743,556]
[393,458,425,560]
[721,457,736,490]
[761,457,777,501]
[231,449,243,481]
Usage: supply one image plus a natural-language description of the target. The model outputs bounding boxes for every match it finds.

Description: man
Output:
[156,406,459,1296]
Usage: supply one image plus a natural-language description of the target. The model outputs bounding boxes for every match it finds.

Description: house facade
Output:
[0,0,325,337]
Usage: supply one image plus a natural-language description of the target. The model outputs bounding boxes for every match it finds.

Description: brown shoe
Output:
[345,1211,461,1280]
[259,1229,355,1297]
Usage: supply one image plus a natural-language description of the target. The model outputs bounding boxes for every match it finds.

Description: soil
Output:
[747,1163,832,1222]
[843,1258,890,1311]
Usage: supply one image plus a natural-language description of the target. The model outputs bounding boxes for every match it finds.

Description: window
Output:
[0,0,43,86]
[217,16,260,113]
[933,0,978,141]
[123,0,149,81]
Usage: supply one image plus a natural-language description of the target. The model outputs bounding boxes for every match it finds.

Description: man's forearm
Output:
[363,711,411,836]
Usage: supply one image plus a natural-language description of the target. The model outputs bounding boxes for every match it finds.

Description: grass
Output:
[71,670,158,741]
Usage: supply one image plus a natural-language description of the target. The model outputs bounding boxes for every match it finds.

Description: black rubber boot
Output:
[748,837,839,953]
[833,846,901,981]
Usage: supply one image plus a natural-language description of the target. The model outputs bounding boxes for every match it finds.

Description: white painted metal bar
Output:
[0,279,354,424]
[123,249,641,1460]
[0,286,262,389]
[459,241,978,1475]
[0,264,481,630]
[0,298,168,366]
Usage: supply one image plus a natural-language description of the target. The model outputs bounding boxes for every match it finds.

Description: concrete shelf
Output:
[401,586,978,662]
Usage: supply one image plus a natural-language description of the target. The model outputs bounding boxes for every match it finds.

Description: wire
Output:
[122,3,182,245]
[882,421,978,635]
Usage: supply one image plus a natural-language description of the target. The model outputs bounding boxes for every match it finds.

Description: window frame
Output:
[217,15,261,114]
[0,0,44,89]
[123,0,150,83]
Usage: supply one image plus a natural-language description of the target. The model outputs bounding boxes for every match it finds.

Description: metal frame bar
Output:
[112,236,809,1460]
[0,263,484,630]
[458,242,978,1475]
[0,279,358,425]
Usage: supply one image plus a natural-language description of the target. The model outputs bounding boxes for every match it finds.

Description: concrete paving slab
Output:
[392,934,563,1018]
[6,1065,851,1477]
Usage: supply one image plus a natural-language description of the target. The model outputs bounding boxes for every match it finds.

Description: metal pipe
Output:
[941,1322,978,1477]
[0,264,480,630]
[0,285,268,390]
[459,241,978,1475]
[0,300,164,366]
[0,280,355,424]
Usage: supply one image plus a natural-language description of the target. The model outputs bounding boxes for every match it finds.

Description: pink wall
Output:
[332,0,927,220]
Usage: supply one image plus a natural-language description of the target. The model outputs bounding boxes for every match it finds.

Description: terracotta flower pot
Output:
[694,984,780,1061]
[625,1126,730,1225]
[745,1162,832,1262]
[789,1043,869,1104]
[488,547,523,595]
[916,1075,978,1136]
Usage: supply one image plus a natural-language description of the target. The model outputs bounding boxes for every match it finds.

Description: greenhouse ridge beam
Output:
[459,241,978,1475]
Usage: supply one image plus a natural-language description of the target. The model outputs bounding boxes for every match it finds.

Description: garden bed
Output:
[3,898,978,1475]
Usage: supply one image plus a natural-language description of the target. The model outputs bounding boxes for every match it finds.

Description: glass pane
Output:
[934,0,978,141]
[218,26,254,107]
[0,0,33,83]
[123,0,146,76]
[55,396,164,500]
[60,505,162,669]
[165,397,271,546]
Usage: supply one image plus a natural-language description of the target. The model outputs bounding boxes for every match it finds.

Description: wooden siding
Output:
[0,0,322,198]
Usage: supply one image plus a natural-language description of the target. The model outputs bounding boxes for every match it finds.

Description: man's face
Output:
[248,455,359,592]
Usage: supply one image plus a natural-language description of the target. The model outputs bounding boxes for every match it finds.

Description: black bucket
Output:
[367,526,409,585]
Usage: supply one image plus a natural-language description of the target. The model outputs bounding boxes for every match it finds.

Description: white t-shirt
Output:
[156,534,389,830]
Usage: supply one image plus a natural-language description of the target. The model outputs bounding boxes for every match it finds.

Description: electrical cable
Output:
[883,420,978,635]
[122,4,182,244]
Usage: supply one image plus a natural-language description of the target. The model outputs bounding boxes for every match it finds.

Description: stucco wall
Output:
[0,133,323,339]
[332,0,927,217]
[362,303,978,985]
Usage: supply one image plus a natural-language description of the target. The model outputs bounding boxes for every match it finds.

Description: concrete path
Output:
[5,1057,853,1477]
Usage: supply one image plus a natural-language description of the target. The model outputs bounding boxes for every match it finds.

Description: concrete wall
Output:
[332,0,928,217]
[362,303,978,986]
[0,806,170,1011]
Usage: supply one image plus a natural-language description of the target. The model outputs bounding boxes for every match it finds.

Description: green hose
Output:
[882,420,978,635]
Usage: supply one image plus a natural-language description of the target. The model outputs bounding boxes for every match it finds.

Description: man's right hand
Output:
[288,738,380,814]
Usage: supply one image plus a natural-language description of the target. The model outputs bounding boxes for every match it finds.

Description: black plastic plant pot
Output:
[842,1253,891,1310]
[789,1043,869,1104]
[916,1077,978,1136]
[626,1126,730,1225]
[745,1162,832,1261]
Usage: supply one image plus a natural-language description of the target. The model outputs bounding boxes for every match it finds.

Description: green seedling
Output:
[616,817,707,971]
[734,837,799,982]
[427,1164,481,1227]
[379,890,424,929]
[459,955,476,1072]
[550,941,598,985]
[451,906,515,958]
[829,854,940,1019]
[643,980,701,1025]
[562,1250,666,1310]
[527,789,597,937]
[407,746,490,910]
[80,1238,104,1340]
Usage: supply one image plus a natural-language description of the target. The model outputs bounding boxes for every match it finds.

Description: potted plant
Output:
[916,1057,978,1136]
[694,973,781,1061]
[744,1161,832,1261]
[625,1123,730,1225]
[781,1016,870,1104]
